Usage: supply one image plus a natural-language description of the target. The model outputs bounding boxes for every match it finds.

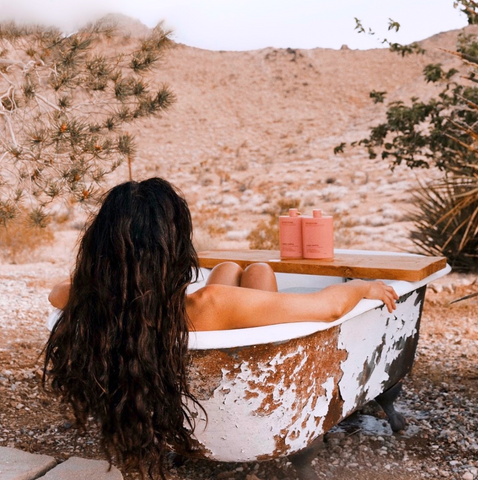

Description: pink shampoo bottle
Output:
[279,208,303,259]
[302,209,334,259]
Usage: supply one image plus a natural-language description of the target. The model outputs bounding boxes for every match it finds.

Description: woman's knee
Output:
[243,262,273,276]
[206,262,243,286]
[241,263,278,292]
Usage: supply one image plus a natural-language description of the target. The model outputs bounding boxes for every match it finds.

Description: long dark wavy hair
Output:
[44,178,201,478]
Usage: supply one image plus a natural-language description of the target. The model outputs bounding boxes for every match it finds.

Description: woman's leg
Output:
[206,261,243,286]
[206,262,278,292]
[240,263,278,292]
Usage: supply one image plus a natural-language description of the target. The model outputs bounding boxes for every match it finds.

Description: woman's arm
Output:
[48,279,71,309]
[188,280,398,331]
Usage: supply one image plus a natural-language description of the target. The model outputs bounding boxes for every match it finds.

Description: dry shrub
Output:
[248,198,301,250]
[234,159,249,171]
[247,217,280,250]
[193,228,219,253]
[0,212,54,263]
[191,205,227,240]
[333,211,359,248]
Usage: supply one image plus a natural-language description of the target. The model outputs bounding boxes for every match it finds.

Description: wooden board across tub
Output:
[198,250,447,282]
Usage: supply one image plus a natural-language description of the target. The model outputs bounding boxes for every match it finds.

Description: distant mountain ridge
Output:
[115,21,473,178]
[98,13,151,37]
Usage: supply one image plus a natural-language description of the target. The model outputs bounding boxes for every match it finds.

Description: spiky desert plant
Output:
[0,19,174,226]
[410,178,478,271]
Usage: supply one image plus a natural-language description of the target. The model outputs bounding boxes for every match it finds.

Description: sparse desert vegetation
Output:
[0,211,54,263]
[348,18,478,271]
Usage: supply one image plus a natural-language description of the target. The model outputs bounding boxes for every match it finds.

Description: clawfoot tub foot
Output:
[375,381,407,432]
[288,435,323,480]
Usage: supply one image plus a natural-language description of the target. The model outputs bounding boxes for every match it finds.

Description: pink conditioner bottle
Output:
[302,209,334,259]
[279,208,303,259]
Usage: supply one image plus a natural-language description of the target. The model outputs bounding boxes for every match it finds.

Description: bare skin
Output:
[49,261,398,331]
[48,279,70,310]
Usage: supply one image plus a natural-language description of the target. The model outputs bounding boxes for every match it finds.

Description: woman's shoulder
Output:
[186,285,228,331]
[186,284,281,331]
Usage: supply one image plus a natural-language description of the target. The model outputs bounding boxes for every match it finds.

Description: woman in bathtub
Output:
[45,177,397,479]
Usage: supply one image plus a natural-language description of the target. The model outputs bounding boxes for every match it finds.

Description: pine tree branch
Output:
[0,111,19,147]
[0,70,16,87]
[34,93,62,112]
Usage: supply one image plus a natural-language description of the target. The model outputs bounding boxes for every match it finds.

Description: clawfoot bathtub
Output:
[46,249,449,479]
[185,249,449,477]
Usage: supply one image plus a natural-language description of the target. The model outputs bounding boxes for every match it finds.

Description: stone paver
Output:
[0,446,56,480]
[41,456,123,480]
[0,448,123,480]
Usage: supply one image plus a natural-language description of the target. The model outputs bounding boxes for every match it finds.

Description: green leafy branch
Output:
[354,17,425,57]
[339,0,478,271]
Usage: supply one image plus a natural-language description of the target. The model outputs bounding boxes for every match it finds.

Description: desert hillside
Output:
[81,18,471,255]
[3,15,476,257]
[133,20,462,167]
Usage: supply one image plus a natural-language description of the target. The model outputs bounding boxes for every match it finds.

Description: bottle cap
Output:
[289,208,299,217]
[312,209,322,218]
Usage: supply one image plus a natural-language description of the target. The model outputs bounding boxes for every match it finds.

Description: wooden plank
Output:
[198,250,447,282]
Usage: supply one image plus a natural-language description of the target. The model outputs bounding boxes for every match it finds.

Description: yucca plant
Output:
[0,18,174,226]
[410,178,478,271]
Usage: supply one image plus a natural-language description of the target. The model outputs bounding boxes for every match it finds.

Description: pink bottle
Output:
[279,208,303,259]
[302,209,334,259]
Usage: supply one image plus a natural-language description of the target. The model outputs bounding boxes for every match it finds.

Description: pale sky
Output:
[0,0,469,51]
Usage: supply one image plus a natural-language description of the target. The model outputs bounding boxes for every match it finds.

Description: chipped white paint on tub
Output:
[338,290,422,418]
[185,262,450,462]
[190,347,337,462]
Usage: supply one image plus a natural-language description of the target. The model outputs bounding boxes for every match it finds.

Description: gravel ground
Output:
[0,257,477,480]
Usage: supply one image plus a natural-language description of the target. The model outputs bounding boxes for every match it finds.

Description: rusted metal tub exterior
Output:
[187,261,450,462]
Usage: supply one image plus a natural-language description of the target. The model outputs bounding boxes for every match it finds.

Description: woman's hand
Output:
[355,279,399,313]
